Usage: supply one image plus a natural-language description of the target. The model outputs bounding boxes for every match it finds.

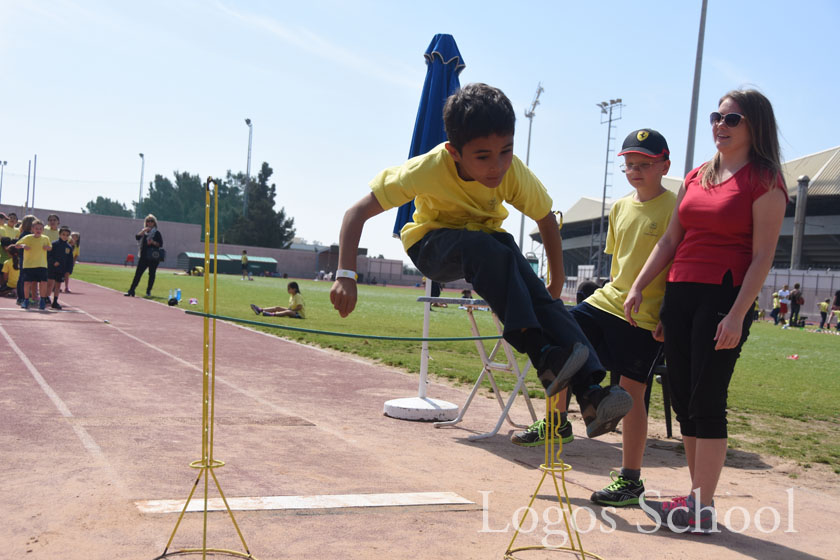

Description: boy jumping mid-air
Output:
[330,83,632,437]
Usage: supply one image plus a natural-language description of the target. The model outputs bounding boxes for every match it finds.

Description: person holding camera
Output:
[125,214,164,297]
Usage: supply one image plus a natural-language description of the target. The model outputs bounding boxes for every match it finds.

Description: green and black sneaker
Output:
[510,418,574,447]
[590,471,645,507]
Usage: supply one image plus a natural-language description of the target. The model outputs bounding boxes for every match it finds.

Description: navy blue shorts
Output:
[22,267,48,283]
[48,267,66,281]
[570,301,661,384]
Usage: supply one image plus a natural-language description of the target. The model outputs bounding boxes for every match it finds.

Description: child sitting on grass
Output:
[251,282,305,318]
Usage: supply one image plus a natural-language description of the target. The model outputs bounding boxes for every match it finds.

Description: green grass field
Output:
[73,263,840,473]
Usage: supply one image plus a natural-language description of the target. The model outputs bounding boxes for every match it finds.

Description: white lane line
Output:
[135,491,474,514]
[75,278,344,358]
[74,306,320,425]
[0,307,83,313]
[0,324,104,459]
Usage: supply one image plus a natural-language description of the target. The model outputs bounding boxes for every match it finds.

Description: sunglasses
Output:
[710,112,746,127]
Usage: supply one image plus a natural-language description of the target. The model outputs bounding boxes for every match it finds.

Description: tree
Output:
[223,162,296,248]
[135,172,244,240]
[82,196,133,217]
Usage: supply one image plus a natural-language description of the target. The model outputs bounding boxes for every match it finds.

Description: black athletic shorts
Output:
[570,301,661,384]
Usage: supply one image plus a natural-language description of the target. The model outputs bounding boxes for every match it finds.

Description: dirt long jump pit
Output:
[0,279,835,559]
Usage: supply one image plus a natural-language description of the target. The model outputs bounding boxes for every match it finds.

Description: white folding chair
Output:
[417,296,538,440]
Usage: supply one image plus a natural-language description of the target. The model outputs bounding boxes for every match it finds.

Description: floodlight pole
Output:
[25,160,31,213]
[31,154,37,210]
[596,99,623,280]
[138,153,145,218]
[519,83,543,251]
[244,118,253,217]
[0,160,7,204]
[684,0,708,176]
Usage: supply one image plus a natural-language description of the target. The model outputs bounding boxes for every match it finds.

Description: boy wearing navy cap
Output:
[514,129,676,506]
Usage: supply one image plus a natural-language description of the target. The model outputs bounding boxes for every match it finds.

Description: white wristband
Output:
[335,269,357,281]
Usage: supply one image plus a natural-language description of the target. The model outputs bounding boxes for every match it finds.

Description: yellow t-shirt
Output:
[43,227,60,243]
[242,254,248,265]
[18,234,52,268]
[585,189,677,331]
[370,143,552,251]
[0,224,17,239]
[833,309,840,320]
[289,292,305,318]
[772,295,780,309]
[2,258,18,288]
[73,245,80,259]
[819,301,829,313]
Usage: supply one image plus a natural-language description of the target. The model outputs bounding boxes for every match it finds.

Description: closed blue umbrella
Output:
[392,34,465,237]
[383,34,465,421]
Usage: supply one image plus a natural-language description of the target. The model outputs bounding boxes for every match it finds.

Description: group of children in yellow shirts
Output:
[818,296,840,331]
[0,211,80,310]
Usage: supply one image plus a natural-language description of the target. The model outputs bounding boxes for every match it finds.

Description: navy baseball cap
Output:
[617,129,670,159]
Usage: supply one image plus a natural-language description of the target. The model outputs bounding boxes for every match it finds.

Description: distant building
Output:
[532,146,840,278]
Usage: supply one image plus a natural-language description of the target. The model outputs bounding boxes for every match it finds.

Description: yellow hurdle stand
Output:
[154,179,257,560]
[504,394,605,560]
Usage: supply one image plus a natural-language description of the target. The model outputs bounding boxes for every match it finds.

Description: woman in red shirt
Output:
[624,90,788,533]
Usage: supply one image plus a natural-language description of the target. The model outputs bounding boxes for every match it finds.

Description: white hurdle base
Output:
[384,397,459,422]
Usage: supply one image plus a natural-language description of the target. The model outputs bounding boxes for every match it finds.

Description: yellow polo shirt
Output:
[289,293,305,318]
[586,189,677,331]
[17,234,52,268]
[43,227,60,243]
[370,143,552,252]
[2,258,18,288]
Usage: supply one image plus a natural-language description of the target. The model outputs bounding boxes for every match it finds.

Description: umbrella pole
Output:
[382,278,458,422]
[418,280,433,398]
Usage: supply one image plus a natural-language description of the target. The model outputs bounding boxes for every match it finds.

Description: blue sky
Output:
[1,0,838,261]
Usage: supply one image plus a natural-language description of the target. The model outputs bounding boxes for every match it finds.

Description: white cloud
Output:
[215,1,417,89]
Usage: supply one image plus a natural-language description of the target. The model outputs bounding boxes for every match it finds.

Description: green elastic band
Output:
[184,310,503,342]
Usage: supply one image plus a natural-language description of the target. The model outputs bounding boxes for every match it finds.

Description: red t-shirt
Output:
[668,162,788,286]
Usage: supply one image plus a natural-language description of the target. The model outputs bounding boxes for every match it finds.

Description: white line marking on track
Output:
[135,491,474,514]
[74,306,319,425]
[78,279,345,357]
[69,285,462,490]
[0,323,104,458]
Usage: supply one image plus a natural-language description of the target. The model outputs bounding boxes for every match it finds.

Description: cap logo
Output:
[637,130,649,141]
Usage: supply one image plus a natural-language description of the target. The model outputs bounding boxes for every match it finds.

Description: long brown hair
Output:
[700,89,785,192]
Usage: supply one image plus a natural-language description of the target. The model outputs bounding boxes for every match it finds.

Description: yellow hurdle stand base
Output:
[503,395,605,560]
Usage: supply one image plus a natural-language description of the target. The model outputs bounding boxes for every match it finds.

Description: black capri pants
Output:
[660,271,752,439]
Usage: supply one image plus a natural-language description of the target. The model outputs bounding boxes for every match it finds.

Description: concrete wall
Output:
[0,203,201,265]
[0,203,446,285]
